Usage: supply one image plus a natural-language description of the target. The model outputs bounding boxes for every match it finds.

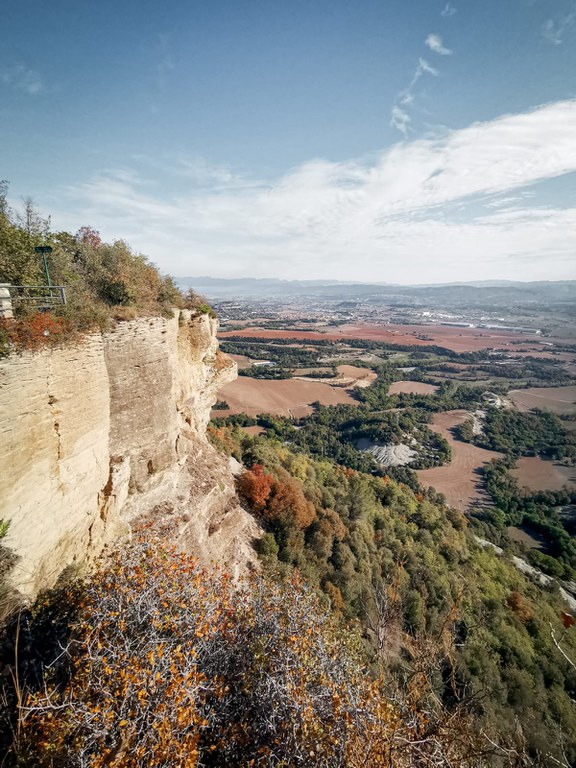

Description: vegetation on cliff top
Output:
[0,182,212,354]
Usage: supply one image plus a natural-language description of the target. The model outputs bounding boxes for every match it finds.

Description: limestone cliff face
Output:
[0,310,259,599]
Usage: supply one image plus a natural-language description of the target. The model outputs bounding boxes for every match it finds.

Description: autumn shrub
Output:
[0,311,72,352]
[7,534,488,768]
[238,465,316,531]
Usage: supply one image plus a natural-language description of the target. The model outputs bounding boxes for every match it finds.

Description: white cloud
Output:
[425,34,452,55]
[50,100,576,284]
[0,65,44,95]
[441,3,457,18]
[390,106,412,136]
[410,57,439,86]
[391,58,440,134]
[542,8,576,45]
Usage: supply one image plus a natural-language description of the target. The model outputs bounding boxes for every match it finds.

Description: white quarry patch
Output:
[471,409,485,436]
[474,536,504,555]
[475,538,576,611]
[357,438,417,467]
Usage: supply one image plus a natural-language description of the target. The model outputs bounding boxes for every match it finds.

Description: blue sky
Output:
[1,0,575,283]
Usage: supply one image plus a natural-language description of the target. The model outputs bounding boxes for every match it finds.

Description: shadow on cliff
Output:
[0,570,83,766]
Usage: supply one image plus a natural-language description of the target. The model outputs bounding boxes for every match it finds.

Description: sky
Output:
[1,0,575,284]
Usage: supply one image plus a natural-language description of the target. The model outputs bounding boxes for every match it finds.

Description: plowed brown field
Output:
[389,380,438,395]
[220,323,541,353]
[214,377,357,418]
[511,457,576,491]
[416,410,501,512]
[509,386,576,416]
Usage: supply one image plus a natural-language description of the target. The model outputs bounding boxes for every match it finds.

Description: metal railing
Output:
[0,284,67,316]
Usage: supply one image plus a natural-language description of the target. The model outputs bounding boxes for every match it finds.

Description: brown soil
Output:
[242,425,265,436]
[335,365,377,388]
[507,526,546,550]
[215,377,357,418]
[416,410,501,512]
[509,386,576,416]
[511,456,576,491]
[220,323,541,353]
[227,353,252,370]
[389,380,438,395]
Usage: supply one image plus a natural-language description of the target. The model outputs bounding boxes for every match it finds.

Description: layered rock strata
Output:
[0,310,259,599]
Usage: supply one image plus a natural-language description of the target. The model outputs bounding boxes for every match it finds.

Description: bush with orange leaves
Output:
[0,311,71,354]
[11,534,487,768]
[238,465,316,531]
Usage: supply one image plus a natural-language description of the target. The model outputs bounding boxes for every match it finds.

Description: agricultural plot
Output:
[388,380,438,395]
[511,456,576,492]
[509,385,576,416]
[416,411,501,512]
[214,377,357,418]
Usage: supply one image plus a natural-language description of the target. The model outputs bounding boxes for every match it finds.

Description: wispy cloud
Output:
[0,65,44,95]
[390,105,412,136]
[542,7,576,45]
[390,25,452,136]
[410,57,439,86]
[53,100,576,284]
[441,3,457,18]
[390,57,439,135]
[425,33,452,55]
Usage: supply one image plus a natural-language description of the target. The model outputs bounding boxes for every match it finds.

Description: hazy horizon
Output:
[2,1,575,283]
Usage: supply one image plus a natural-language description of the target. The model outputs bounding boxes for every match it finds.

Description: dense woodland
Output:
[207,425,576,765]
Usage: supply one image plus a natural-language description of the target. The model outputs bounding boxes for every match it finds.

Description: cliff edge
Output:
[0,310,260,599]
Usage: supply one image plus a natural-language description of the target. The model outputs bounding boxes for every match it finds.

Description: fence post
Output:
[0,284,13,319]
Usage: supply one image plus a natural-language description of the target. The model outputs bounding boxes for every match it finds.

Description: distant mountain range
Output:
[178,276,576,308]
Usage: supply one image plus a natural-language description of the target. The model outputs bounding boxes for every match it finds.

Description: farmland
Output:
[416,411,502,512]
[213,377,357,418]
[212,293,576,535]
[511,456,576,492]
[509,385,576,416]
[388,380,438,395]
[220,322,544,353]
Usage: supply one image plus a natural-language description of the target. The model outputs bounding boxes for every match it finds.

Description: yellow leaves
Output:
[22,532,467,768]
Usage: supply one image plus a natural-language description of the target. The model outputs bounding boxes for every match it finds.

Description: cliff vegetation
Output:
[0,182,212,355]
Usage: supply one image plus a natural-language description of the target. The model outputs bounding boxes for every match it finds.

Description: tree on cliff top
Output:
[0,183,213,352]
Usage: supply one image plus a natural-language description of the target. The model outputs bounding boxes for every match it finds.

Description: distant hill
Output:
[178,276,576,309]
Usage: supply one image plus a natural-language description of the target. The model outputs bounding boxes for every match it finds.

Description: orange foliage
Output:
[561,611,576,630]
[239,465,316,530]
[16,534,484,768]
[507,591,533,625]
[266,476,316,529]
[0,311,70,351]
[237,464,274,510]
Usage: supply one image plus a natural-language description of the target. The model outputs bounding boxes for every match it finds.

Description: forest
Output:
[207,424,576,765]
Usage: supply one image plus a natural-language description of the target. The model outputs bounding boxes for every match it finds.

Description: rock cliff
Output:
[0,310,260,599]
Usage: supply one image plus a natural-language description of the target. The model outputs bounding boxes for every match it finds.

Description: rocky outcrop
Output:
[0,310,259,599]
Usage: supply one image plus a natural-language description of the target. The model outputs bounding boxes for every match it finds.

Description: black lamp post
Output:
[34,245,53,286]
